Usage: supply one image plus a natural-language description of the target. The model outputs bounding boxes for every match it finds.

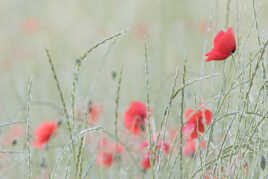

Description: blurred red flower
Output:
[139,137,170,170]
[1,124,25,147]
[183,139,196,156]
[169,127,179,142]
[142,152,151,169]
[89,103,103,124]
[100,137,124,154]
[32,121,58,149]
[200,140,207,149]
[183,104,212,140]
[199,21,216,35]
[183,139,206,157]
[205,27,236,62]
[97,137,124,168]
[125,101,150,135]
[97,152,113,168]
[23,18,40,34]
[111,143,124,154]
[134,22,150,40]
[141,139,170,154]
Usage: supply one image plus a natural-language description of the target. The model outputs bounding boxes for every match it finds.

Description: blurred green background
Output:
[1,0,268,150]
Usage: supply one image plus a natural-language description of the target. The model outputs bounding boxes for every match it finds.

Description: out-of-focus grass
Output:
[1,0,268,178]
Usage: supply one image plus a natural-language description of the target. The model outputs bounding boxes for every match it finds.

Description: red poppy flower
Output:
[89,103,103,124]
[97,137,124,168]
[99,137,124,153]
[125,101,150,135]
[32,121,58,149]
[139,138,169,170]
[183,104,212,140]
[142,152,151,169]
[205,27,236,62]
[97,152,113,168]
[141,139,170,154]
[140,140,170,170]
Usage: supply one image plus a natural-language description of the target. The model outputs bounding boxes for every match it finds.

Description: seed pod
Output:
[40,158,47,168]
[261,155,266,170]
[111,71,117,79]
[139,122,145,131]
[88,100,92,113]
[12,139,17,146]
[57,120,62,127]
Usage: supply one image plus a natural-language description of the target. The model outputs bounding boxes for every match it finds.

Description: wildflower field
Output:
[1,0,268,178]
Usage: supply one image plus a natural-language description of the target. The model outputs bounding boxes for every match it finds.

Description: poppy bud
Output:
[40,158,47,168]
[12,139,17,146]
[111,71,117,79]
[261,155,266,170]
[57,120,62,127]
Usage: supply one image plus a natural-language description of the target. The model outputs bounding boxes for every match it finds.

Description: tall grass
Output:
[0,0,268,178]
